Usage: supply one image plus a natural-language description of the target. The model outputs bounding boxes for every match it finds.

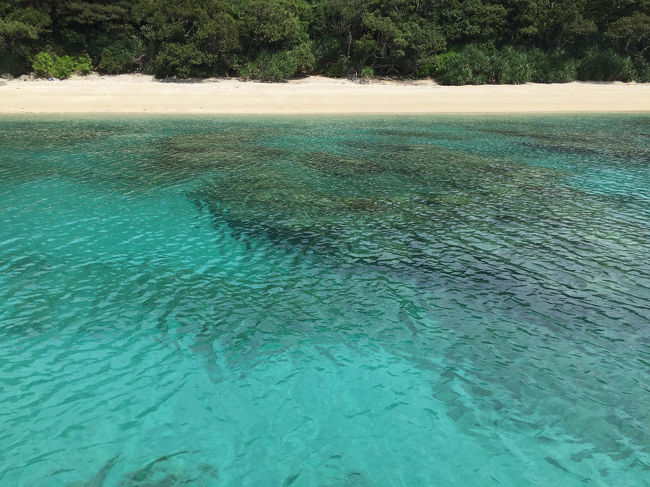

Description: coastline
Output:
[1,74,649,114]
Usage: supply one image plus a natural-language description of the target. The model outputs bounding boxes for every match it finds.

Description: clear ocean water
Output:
[0,115,648,486]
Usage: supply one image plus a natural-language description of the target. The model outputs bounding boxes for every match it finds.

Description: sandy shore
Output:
[1,74,649,114]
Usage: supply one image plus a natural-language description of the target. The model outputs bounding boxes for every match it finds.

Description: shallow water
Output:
[0,115,648,486]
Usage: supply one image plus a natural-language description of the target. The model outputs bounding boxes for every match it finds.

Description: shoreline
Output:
[1,74,649,114]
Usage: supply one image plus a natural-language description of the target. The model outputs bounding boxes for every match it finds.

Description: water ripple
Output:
[0,115,648,486]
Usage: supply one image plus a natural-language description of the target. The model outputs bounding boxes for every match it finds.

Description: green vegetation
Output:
[238,51,296,82]
[577,48,635,82]
[435,46,579,85]
[1,0,648,83]
[32,51,92,78]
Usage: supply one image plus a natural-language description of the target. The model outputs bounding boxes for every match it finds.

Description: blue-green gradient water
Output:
[1,115,648,486]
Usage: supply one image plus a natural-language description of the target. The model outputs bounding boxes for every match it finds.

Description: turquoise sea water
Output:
[0,115,648,486]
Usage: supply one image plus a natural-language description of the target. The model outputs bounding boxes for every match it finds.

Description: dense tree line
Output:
[1,0,648,83]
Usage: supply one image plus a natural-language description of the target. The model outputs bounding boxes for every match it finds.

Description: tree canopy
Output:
[1,0,648,82]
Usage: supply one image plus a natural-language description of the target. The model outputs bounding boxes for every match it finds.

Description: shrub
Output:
[436,45,585,85]
[434,50,472,85]
[0,46,32,76]
[577,48,635,81]
[32,51,94,79]
[153,43,207,78]
[528,48,578,83]
[99,46,130,74]
[98,40,144,74]
[493,46,533,84]
[238,50,297,81]
[415,60,435,78]
[631,54,650,82]
[361,66,375,79]
[434,46,492,85]
[325,56,353,78]
[291,42,315,75]
[32,51,55,77]
[74,53,93,74]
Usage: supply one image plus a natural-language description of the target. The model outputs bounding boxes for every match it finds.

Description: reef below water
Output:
[0,115,648,486]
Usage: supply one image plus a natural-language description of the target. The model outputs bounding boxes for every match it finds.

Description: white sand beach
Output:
[1,74,649,114]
